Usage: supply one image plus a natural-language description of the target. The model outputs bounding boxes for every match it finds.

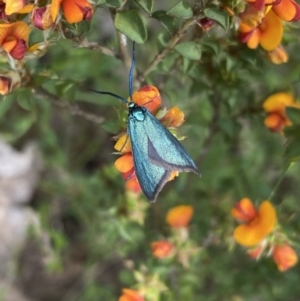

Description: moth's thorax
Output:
[128,102,146,121]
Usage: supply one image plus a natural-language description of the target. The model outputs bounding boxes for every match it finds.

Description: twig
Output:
[77,40,119,58]
[33,87,105,124]
[138,17,199,82]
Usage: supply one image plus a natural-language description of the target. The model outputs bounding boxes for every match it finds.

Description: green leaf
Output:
[286,107,300,126]
[115,10,147,44]
[175,42,201,60]
[76,20,91,35]
[55,81,76,101]
[167,1,193,19]
[17,89,34,110]
[0,95,14,118]
[152,10,175,34]
[284,125,300,139]
[284,138,300,162]
[204,7,230,31]
[97,0,122,8]
[28,28,44,48]
[134,0,154,13]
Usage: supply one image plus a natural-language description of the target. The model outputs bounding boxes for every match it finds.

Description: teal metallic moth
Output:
[91,42,200,202]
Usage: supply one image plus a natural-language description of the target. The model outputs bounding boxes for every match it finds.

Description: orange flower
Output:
[119,289,144,301]
[263,92,300,132]
[266,45,288,64]
[272,0,300,21]
[233,200,276,246]
[115,153,134,174]
[160,106,185,127]
[51,0,93,24]
[231,197,257,222]
[131,85,161,114]
[151,240,174,258]
[272,244,298,271]
[0,21,30,60]
[125,177,142,194]
[239,9,282,51]
[166,205,194,228]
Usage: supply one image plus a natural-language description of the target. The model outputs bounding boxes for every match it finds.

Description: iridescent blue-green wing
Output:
[144,110,199,174]
[128,117,172,202]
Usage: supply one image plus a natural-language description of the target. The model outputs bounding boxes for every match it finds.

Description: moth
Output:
[91,42,199,202]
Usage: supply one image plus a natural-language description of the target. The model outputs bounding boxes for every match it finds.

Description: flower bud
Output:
[9,39,27,60]
[266,45,288,64]
[31,5,53,30]
[0,70,21,95]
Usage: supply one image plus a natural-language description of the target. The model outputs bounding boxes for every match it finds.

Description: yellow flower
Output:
[239,9,282,51]
[263,92,300,132]
[166,205,194,228]
[232,200,276,246]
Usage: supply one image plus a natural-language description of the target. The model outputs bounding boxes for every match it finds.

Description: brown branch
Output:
[33,87,105,124]
[77,39,118,58]
[138,16,200,82]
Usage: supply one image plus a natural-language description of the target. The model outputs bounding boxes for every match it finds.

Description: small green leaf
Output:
[55,81,76,101]
[134,0,154,13]
[97,0,122,8]
[284,138,300,162]
[17,89,34,110]
[284,125,300,139]
[175,42,201,60]
[28,29,44,48]
[0,95,14,118]
[76,20,91,35]
[286,107,300,126]
[152,10,175,34]
[204,7,230,31]
[167,1,193,19]
[115,10,147,44]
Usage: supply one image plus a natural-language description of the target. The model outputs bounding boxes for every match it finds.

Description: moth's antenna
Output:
[129,41,136,101]
[89,89,128,104]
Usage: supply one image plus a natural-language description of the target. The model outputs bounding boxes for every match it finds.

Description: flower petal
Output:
[51,0,63,21]
[160,106,185,128]
[114,134,131,153]
[264,112,287,132]
[119,289,144,301]
[231,198,257,222]
[151,240,174,258]
[263,92,295,112]
[166,205,194,228]
[272,0,300,21]
[259,9,282,51]
[115,153,134,173]
[62,0,92,24]
[132,85,161,114]
[273,244,298,271]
